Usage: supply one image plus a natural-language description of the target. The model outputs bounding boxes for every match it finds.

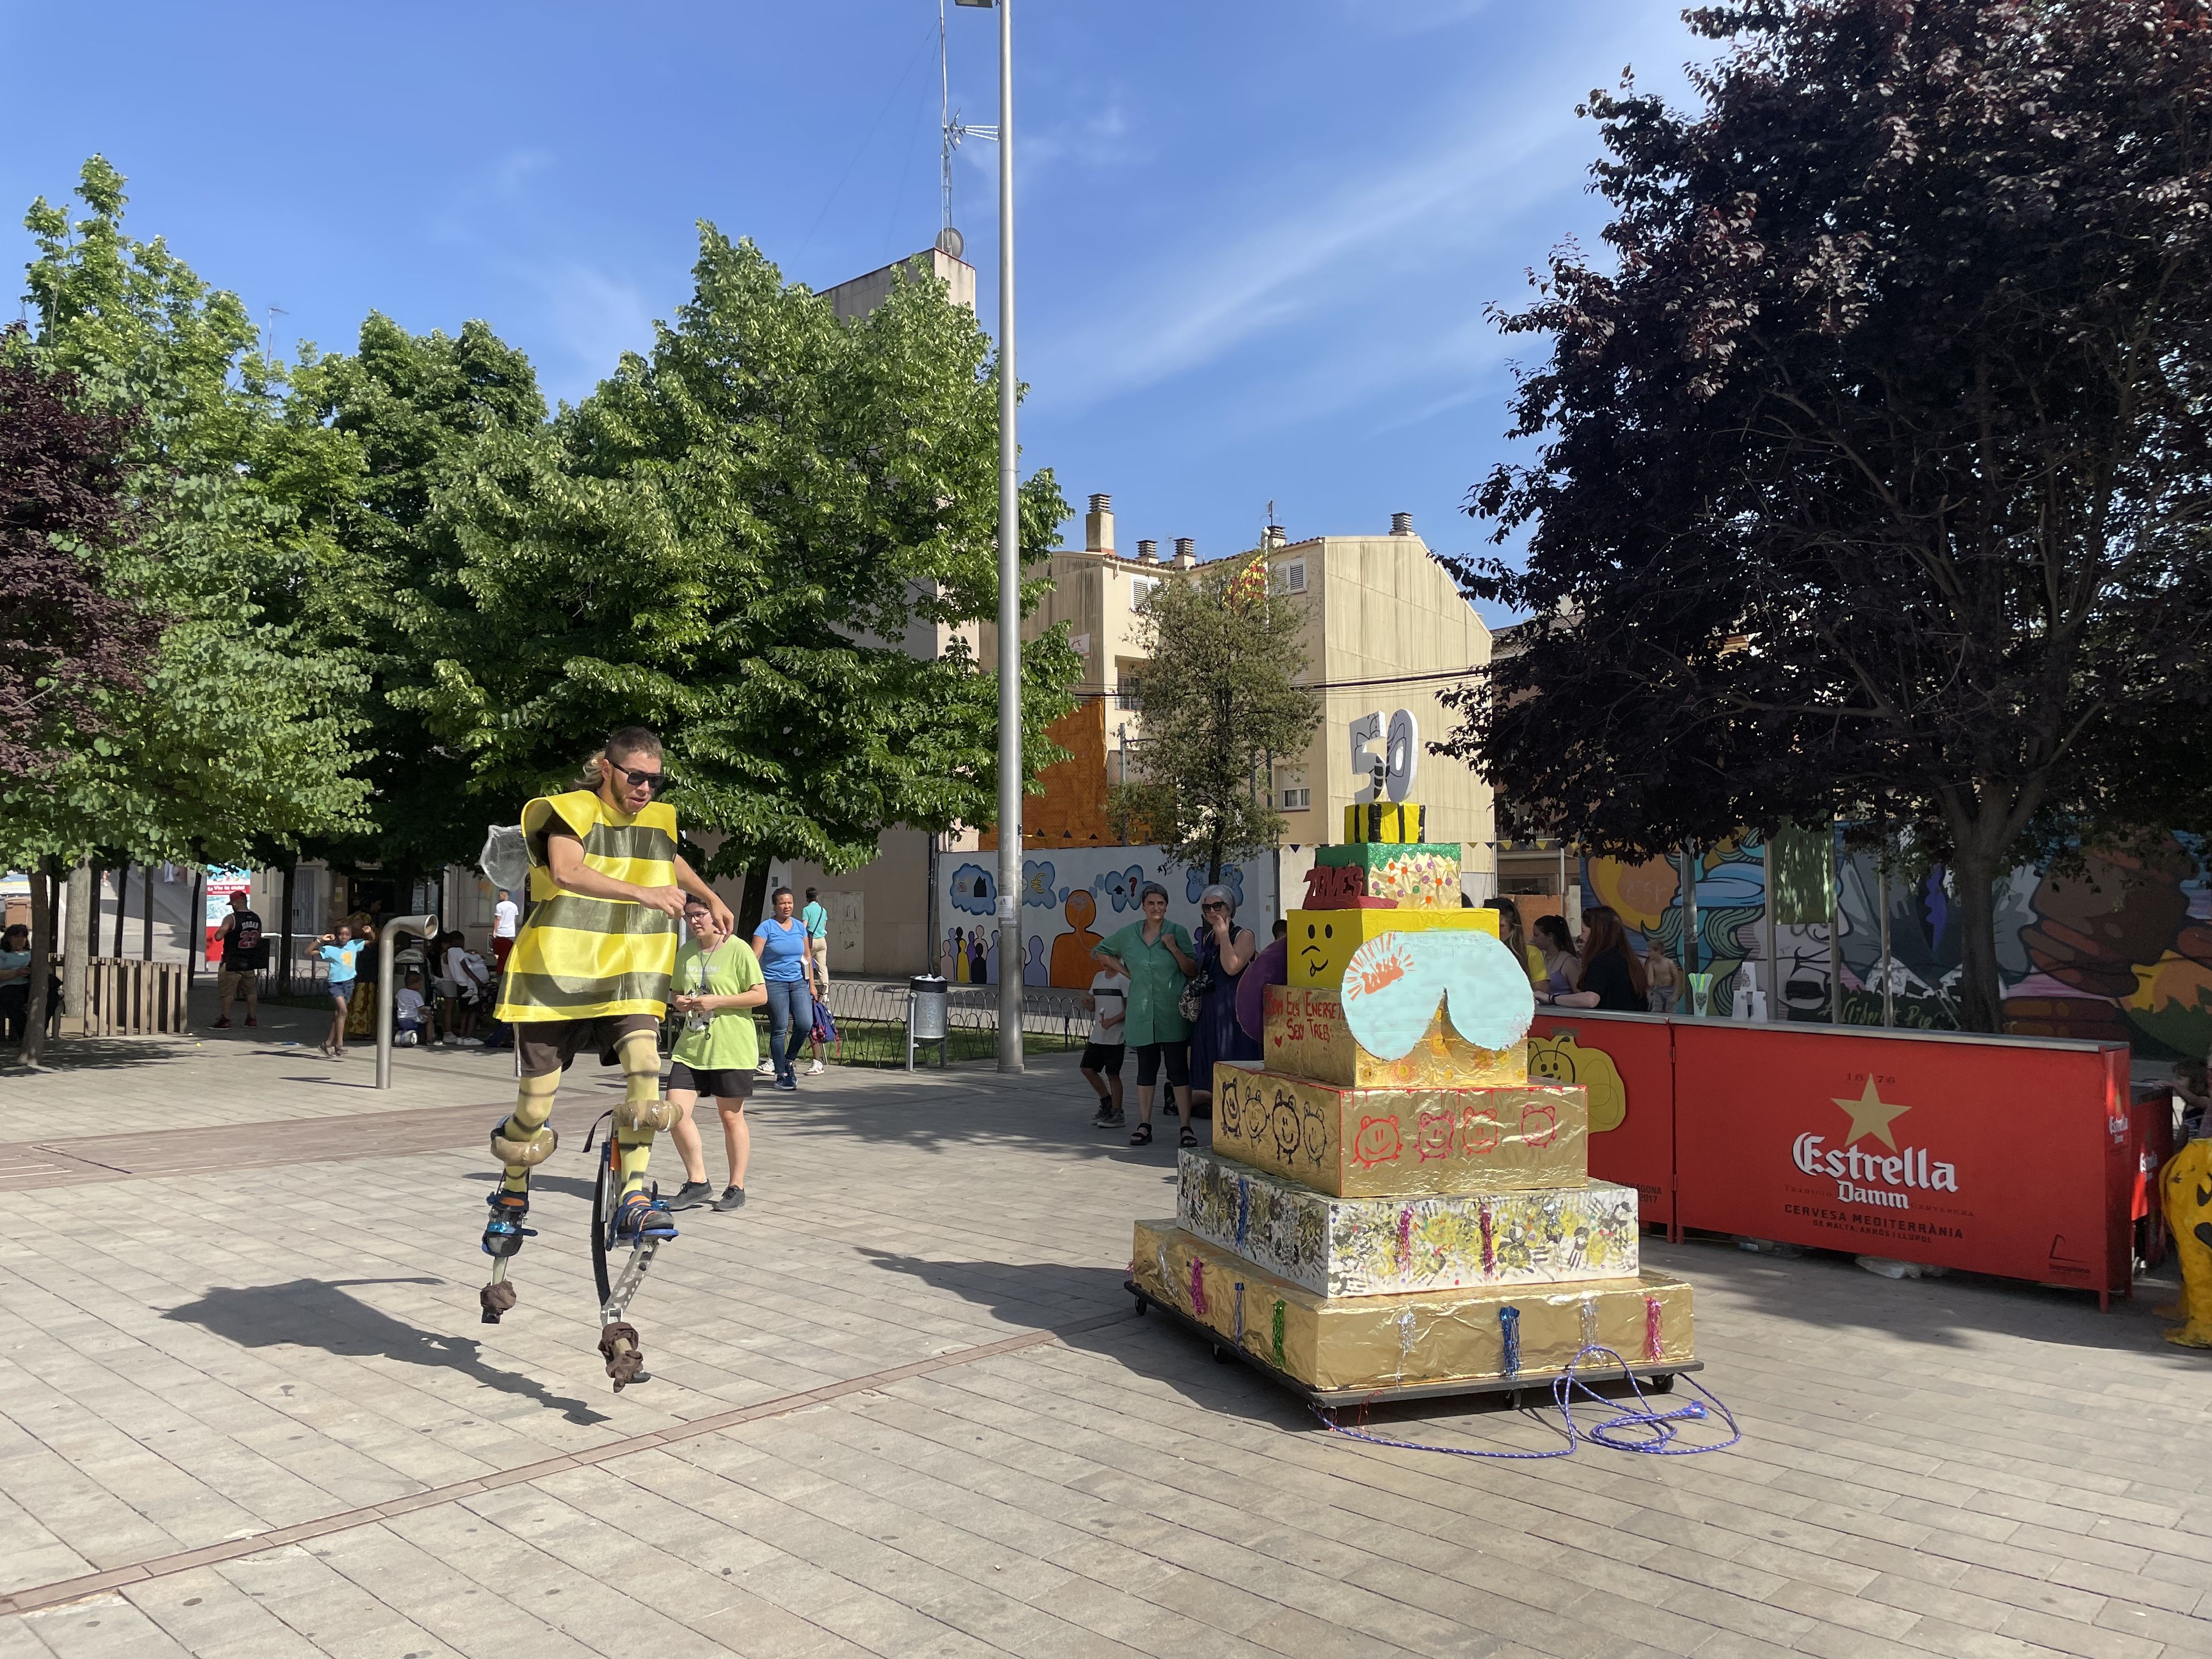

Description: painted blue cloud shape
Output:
[948,864,997,916]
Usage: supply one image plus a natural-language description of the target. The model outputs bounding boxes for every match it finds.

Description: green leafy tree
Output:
[2,157,374,879]
[1441,1,2212,1031]
[415,230,1077,926]
[278,314,549,879]
[1111,556,1322,882]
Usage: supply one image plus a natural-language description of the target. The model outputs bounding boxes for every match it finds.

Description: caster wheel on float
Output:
[1650,1373,1675,1393]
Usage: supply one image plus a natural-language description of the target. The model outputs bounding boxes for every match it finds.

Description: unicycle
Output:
[584,1110,662,1389]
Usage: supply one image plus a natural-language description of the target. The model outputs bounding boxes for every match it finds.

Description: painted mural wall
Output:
[1578,834,2212,1060]
[937,845,1279,988]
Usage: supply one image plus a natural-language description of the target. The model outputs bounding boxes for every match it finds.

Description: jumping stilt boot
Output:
[613,1189,679,1243]
[478,1190,534,1323]
[482,1188,535,1256]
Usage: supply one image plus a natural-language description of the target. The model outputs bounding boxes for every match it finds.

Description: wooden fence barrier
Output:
[81,957,190,1036]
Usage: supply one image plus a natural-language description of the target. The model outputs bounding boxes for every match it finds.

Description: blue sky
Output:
[1,1,1704,623]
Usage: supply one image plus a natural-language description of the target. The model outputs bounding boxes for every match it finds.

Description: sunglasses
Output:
[610,763,669,792]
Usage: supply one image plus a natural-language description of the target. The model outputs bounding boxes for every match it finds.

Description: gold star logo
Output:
[1833,1079,1910,1149]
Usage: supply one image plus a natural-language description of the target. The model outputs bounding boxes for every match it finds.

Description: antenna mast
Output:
[939,0,997,255]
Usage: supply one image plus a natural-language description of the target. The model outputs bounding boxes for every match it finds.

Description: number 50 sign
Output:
[1348,709,1419,804]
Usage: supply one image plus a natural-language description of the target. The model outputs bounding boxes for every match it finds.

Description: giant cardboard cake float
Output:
[1129,775,1700,1402]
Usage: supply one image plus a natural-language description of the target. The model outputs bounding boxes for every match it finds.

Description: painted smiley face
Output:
[1297,917,1338,980]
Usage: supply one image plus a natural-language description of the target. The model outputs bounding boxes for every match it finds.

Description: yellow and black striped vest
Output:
[493,789,680,1023]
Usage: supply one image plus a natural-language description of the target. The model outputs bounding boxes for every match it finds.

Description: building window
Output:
[1130,575,1161,610]
[1276,770,1310,811]
[1274,558,1307,595]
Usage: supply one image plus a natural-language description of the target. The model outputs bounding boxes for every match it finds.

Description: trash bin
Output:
[907,975,949,1070]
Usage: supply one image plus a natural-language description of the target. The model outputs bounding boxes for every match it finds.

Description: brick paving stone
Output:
[2,1036,2207,1657]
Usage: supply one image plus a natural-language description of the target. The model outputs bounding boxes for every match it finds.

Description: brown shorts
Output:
[515,1012,661,1079]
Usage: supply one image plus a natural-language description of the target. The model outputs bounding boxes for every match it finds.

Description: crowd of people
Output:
[1074,887,1690,1147]
[1079,881,1264,1149]
[1497,896,1686,1014]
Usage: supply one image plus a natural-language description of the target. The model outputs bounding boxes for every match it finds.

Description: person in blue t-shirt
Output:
[751,888,816,1090]
[314,923,374,1059]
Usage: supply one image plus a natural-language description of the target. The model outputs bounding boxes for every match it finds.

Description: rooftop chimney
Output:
[1136,539,1159,565]
[1173,537,1197,568]
[1085,493,1116,555]
[1261,524,1286,551]
[1391,511,1415,537]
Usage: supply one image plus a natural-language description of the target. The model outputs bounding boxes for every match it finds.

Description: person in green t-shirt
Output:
[666,894,768,1212]
[1092,882,1198,1149]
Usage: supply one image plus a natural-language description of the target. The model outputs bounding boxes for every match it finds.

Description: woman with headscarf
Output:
[1187,882,1262,1120]
[1092,882,1197,1147]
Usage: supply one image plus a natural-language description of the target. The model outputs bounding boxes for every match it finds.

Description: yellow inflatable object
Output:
[1528,1030,1628,1134]
[2162,1137,2212,1350]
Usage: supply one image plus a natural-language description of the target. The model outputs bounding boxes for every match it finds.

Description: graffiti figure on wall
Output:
[1582,839,1768,1016]
[942,845,1275,993]
[2010,841,2212,1053]
[1048,888,1105,989]
[1584,828,2212,1058]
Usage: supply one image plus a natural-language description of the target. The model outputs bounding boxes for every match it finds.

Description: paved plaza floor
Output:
[1,997,2207,1658]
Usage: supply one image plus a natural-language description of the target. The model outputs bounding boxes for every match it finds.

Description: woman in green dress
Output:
[1092,882,1198,1147]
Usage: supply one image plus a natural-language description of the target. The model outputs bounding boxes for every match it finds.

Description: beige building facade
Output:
[995,501,1499,898]
[1257,518,1497,901]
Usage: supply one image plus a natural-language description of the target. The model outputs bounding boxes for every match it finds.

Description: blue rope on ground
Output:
[1311,1345,1742,1462]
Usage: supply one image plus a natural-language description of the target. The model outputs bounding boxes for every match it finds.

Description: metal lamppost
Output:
[956,0,1023,1071]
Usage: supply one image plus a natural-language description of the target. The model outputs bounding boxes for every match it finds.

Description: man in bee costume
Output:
[477,726,734,1383]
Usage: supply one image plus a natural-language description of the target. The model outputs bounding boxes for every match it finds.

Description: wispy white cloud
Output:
[1028,108,1569,415]
[1025,3,1695,438]
[525,262,657,393]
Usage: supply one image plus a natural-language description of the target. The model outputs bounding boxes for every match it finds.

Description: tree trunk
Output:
[62,859,93,1036]
[187,868,204,1022]
[111,860,129,957]
[21,862,55,1065]
[141,864,154,960]
[279,862,296,995]
[1950,839,2007,1034]
[736,860,772,940]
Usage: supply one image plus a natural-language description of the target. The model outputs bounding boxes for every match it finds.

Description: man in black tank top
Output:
[213,891,270,1029]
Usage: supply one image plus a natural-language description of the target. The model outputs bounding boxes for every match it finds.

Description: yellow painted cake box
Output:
[1263,983,1527,1088]
[1208,1064,1587,1198]
[1131,1220,1694,1393]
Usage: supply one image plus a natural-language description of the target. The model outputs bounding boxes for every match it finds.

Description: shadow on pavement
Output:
[851,1246,1317,1425]
[1,1036,199,1075]
[755,1055,1199,1175]
[161,1276,612,1427]
[1645,1230,2194,1365]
